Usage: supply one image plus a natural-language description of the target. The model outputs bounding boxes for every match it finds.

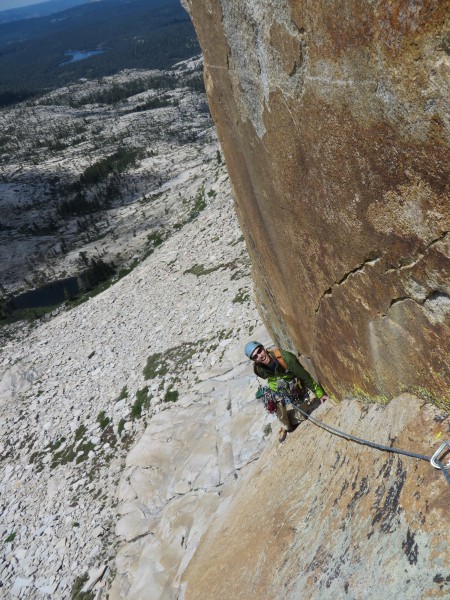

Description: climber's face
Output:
[251,346,271,365]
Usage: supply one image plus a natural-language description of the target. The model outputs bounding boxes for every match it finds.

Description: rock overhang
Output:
[185,0,450,402]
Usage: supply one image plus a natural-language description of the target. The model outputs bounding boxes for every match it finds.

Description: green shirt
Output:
[254,348,324,398]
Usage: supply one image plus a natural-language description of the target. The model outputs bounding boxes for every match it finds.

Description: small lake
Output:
[8,277,80,311]
[60,49,105,66]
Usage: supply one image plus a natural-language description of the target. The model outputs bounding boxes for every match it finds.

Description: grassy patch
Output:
[126,94,177,113]
[117,386,128,401]
[96,411,111,430]
[131,386,151,419]
[217,329,233,341]
[173,186,208,230]
[183,263,224,277]
[71,572,94,600]
[147,231,164,248]
[352,385,389,406]
[100,423,117,449]
[143,352,169,380]
[189,186,206,220]
[231,235,245,246]
[164,388,179,403]
[35,425,96,469]
[142,229,165,260]
[0,304,60,328]
[144,341,205,381]
[232,289,250,304]
[408,386,450,413]
[67,76,179,108]
[75,425,87,441]
[117,418,126,435]
[120,432,134,451]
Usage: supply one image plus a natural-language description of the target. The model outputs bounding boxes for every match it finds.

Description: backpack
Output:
[273,347,288,370]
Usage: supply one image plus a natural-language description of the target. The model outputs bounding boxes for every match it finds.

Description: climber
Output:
[245,341,328,443]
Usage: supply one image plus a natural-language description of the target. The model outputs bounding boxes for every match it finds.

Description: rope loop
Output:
[290,400,450,488]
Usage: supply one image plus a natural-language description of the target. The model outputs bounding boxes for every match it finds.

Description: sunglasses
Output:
[251,346,265,360]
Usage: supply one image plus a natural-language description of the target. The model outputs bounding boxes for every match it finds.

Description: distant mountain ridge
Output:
[0,0,91,24]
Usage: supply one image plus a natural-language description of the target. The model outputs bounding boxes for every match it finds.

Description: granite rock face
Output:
[182,395,450,600]
[185,0,450,402]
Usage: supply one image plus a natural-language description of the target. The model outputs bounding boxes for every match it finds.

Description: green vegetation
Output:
[131,386,151,419]
[57,191,107,218]
[184,72,205,93]
[0,303,60,328]
[29,424,95,471]
[78,147,145,187]
[32,122,87,152]
[232,288,250,304]
[164,388,179,403]
[28,413,122,473]
[183,257,249,280]
[144,352,169,380]
[147,232,164,248]
[183,263,224,277]
[71,572,94,600]
[189,186,207,219]
[173,186,208,230]
[143,230,165,259]
[65,76,179,108]
[117,418,126,435]
[0,0,200,107]
[144,341,205,381]
[43,142,146,227]
[352,385,389,406]
[231,235,245,246]
[99,422,117,451]
[126,93,178,113]
[117,386,128,401]
[5,532,16,543]
[96,411,111,430]
[409,385,450,413]
[65,258,117,308]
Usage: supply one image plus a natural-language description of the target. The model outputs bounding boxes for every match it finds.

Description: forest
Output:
[0,0,200,107]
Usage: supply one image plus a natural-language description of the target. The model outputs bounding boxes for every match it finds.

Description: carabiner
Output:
[430,441,450,470]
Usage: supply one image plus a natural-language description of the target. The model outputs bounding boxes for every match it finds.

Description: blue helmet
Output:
[244,341,263,359]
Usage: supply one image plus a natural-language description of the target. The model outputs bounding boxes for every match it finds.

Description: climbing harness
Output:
[256,378,309,415]
[290,400,450,488]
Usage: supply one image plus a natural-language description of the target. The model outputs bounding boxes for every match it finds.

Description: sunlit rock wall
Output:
[185,0,450,402]
[182,395,450,599]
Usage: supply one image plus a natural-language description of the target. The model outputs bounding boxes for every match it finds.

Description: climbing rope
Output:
[291,400,450,488]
